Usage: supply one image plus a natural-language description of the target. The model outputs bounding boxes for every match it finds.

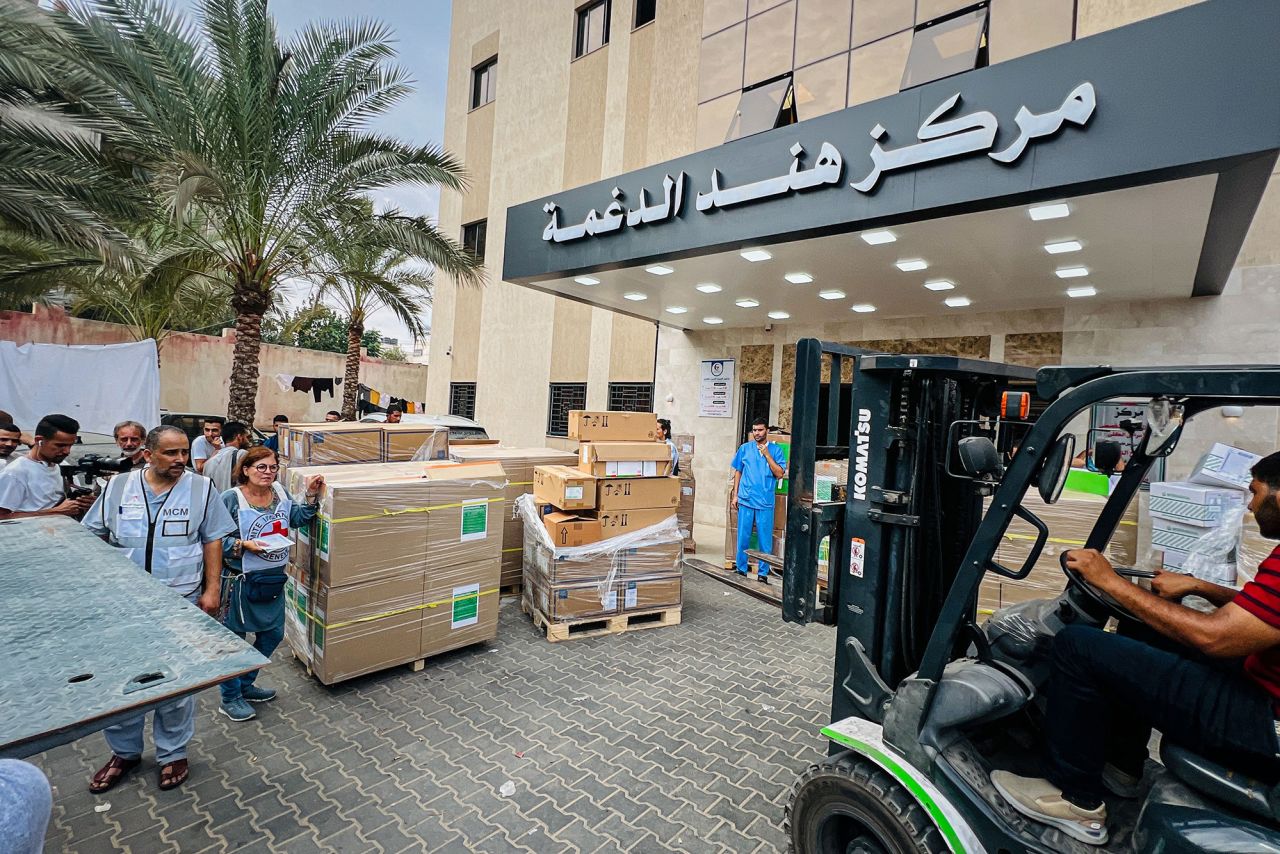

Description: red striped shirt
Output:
[1234,546,1280,702]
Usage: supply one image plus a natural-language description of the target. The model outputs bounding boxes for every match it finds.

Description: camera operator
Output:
[0,422,21,475]
[0,414,93,520]
[114,421,148,471]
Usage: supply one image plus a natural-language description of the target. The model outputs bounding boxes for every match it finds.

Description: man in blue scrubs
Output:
[731,418,787,583]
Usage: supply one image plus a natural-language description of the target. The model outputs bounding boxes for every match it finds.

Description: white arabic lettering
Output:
[988,82,1096,163]
[543,173,686,242]
[851,93,997,193]
[696,141,843,211]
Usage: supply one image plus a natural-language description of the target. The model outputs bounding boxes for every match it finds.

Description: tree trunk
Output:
[227,282,270,425]
[342,320,362,420]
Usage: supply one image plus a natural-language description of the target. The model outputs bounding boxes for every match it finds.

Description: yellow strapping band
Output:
[302,587,500,630]
[323,495,504,525]
[502,547,523,553]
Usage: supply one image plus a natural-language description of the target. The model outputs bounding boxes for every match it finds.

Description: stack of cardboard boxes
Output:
[281,459,506,684]
[448,446,578,592]
[276,422,451,478]
[673,433,696,553]
[523,411,684,630]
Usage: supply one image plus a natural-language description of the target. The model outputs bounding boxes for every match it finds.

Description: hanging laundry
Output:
[290,377,314,394]
[274,373,296,392]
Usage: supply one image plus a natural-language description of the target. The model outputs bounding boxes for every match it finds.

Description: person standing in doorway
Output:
[202,421,252,493]
[730,419,786,584]
[657,418,680,476]
[82,426,237,793]
[218,447,322,721]
[191,417,224,474]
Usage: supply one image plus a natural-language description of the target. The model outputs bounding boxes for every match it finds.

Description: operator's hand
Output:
[756,441,768,456]
[74,494,95,513]
[1151,569,1201,601]
[1064,548,1114,586]
[197,588,220,617]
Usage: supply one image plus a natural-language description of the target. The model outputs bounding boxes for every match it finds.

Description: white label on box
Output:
[565,485,584,501]
[850,537,866,578]
[643,461,658,477]
[625,583,638,609]
[460,498,488,541]
[682,486,694,496]
[451,582,480,629]
[603,589,618,611]
[608,461,645,477]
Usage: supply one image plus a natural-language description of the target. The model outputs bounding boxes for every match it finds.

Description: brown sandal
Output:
[89,755,140,794]
[158,758,189,790]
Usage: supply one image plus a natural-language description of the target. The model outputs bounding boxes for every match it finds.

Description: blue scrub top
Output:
[732,441,787,510]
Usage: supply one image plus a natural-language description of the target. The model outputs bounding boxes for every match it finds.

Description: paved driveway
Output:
[32,570,836,852]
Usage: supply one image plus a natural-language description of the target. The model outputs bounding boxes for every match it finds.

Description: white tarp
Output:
[0,339,160,436]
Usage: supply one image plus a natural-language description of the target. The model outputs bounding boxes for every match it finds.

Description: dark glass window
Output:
[634,0,656,29]
[470,57,497,109]
[607,382,654,413]
[462,219,487,262]
[901,4,989,91]
[724,74,797,143]
[449,383,477,420]
[547,383,588,437]
[575,0,611,59]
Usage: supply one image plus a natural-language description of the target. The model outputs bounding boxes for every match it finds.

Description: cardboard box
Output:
[568,410,659,442]
[1188,442,1262,491]
[305,570,426,685]
[596,476,680,512]
[677,476,696,551]
[533,579,617,620]
[769,431,791,495]
[421,557,500,658]
[282,423,449,466]
[533,464,597,511]
[1149,481,1246,527]
[673,433,696,472]
[541,507,676,548]
[578,441,674,478]
[619,574,682,611]
[522,522,683,583]
[382,423,450,462]
[1152,516,1240,554]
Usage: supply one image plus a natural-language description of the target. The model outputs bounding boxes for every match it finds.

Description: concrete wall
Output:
[0,305,428,429]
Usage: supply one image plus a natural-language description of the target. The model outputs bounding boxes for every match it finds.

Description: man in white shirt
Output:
[191,418,223,474]
[202,421,251,493]
[0,421,21,475]
[0,414,94,519]
[113,420,148,471]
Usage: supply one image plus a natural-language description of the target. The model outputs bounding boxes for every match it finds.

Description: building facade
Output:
[431,0,1280,548]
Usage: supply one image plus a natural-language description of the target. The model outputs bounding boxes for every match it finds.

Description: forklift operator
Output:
[993,451,1280,845]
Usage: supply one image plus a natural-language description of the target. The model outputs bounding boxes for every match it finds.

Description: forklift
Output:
[779,338,1280,853]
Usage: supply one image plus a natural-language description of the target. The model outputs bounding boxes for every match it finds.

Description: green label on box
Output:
[317,517,330,558]
[775,441,791,495]
[460,499,488,542]
[451,583,480,629]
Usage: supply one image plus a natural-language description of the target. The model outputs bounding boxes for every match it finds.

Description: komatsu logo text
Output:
[852,408,872,500]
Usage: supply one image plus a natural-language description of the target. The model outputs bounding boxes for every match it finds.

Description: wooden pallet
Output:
[526,602,681,642]
[500,581,523,598]
[290,645,425,679]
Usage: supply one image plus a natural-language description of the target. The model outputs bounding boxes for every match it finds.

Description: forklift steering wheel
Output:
[1058,551,1141,623]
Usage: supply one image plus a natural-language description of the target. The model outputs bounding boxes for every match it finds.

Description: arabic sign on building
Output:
[699,359,735,419]
[541,83,1095,244]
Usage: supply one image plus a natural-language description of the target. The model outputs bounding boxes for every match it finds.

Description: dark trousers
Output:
[1045,624,1278,805]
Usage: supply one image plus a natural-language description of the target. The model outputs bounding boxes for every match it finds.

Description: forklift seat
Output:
[1160,742,1280,825]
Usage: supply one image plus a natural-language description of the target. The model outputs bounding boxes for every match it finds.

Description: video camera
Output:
[61,453,134,497]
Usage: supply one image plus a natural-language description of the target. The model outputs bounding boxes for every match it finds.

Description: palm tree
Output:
[309,207,435,419]
[24,0,483,424]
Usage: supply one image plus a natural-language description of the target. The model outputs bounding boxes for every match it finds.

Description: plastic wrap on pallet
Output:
[278,422,450,466]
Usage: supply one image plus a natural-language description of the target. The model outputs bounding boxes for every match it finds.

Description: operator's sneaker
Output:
[241,684,277,703]
[1102,763,1143,799]
[756,574,770,585]
[218,698,256,722]
[991,771,1108,846]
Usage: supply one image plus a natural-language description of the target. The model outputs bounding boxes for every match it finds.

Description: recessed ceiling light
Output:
[645,265,674,276]
[1044,240,1083,254]
[818,290,846,300]
[695,282,722,293]
[784,272,814,284]
[703,316,724,325]
[896,259,928,272]
[623,292,647,301]
[1029,202,1070,221]
[735,298,760,308]
[1066,286,1097,298]
[1055,266,1089,279]
[767,310,790,320]
[574,276,600,286]
[944,296,972,307]
[850,304,876,313]
[665,305,688,314]
[860,230,897,245]
[740,249,772,262]
[923,279,955,291]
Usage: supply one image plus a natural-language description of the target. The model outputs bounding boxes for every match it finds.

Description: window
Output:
[900,3,989,91]
[608,382,654,413]
[634,0,656,29]
[449,382,477,420]
[724,73,796,142]
[470,57,497,109]
[547,383,588,437]
[575,0,611,58]
[462,219,487,262]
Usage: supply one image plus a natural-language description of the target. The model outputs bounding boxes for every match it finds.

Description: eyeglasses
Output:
[251,464,280,473]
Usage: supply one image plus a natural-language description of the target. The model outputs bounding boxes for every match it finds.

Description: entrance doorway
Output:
[740,383,771,443]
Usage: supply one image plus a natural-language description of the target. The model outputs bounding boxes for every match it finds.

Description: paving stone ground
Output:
[31,569,836,853]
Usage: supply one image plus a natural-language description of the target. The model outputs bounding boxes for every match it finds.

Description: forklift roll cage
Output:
[782,338,1280,739]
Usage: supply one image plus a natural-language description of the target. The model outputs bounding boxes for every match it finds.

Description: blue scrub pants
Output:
[736,504,773,577]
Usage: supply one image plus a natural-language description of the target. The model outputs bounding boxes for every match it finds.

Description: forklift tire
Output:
[785,750,950,854]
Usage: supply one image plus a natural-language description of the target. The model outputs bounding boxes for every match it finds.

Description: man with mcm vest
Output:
[82,425,237,793]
